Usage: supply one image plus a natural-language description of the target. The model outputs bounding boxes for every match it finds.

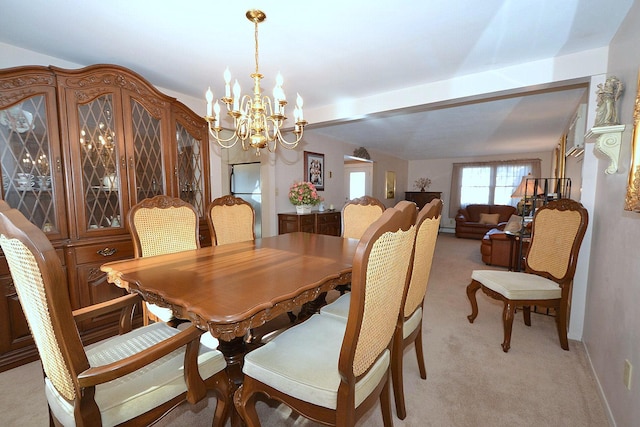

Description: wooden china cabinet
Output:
[0,64,211,371]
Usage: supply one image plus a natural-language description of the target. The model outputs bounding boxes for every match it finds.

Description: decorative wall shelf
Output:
[586,124,625,174]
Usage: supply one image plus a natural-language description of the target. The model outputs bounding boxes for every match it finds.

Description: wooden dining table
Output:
[100,232,357,386]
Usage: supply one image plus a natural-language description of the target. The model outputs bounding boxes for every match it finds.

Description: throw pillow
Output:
[478,213,500,224]
[503,214,523,233]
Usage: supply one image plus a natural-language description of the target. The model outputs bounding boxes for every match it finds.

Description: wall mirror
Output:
[625,69,640,212]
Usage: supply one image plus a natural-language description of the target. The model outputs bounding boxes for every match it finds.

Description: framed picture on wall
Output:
[385,171,396,199]
[304,151,324,190]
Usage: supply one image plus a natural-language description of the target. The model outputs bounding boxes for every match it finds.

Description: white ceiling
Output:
[0,0,633,160]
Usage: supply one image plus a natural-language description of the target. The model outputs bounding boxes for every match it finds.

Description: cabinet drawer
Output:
[299,216,315,226]
[73,241,134,265]
[317,212,340,224]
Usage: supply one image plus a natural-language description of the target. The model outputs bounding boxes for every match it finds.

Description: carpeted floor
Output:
[0,233,610,426]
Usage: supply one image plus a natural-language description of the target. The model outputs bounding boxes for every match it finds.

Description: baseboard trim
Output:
[582,341,616,426]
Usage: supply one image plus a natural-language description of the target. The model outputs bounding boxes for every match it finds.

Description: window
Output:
[449,159,541,217]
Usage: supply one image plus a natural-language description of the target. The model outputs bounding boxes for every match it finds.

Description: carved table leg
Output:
[217,337,247,427]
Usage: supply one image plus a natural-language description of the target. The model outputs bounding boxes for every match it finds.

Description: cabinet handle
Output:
[129,156,134,168]
[121,156,126,168]
[175,166,179,176]
[96,247,118,257]
[56,157,61,172]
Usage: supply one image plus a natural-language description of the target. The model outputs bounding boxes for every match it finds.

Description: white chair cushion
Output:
[319,292,350,320]
[321,294,423,341]
[471,270,561,300]
[403,307,422,339]
[147,301,175,322]
[243,314,390,410]
[45,322,226,427]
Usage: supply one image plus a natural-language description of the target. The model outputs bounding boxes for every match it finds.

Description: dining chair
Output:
[341,195,385,240]
[128,195,201,326]
[320,199,442,419]
[466,199,588,352]
[206,195,255,246]
[234,204,417,427]
[0,200,231,427]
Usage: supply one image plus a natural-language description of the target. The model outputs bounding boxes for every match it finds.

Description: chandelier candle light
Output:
[204,9,307,155]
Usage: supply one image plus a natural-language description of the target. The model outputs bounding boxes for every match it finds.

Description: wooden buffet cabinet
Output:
[405,191,442,209]
[0,64,211,371]
[278,211,342,236]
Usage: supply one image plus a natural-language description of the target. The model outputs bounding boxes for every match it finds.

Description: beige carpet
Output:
[0,233,609,426]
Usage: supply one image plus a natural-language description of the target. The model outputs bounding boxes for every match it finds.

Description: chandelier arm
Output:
[273,124,303,148]
[207,126,240,148]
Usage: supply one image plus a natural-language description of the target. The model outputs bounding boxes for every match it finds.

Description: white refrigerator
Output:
[230,162,262,238]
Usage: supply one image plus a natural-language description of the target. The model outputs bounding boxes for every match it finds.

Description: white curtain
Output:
[449,159,541,218]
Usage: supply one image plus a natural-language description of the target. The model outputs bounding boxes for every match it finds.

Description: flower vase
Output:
[296,204,312,214]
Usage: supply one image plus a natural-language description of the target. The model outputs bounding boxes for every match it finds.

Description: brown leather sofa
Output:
[455,204,517,239]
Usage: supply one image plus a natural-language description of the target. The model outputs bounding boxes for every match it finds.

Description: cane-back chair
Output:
[128,195,201,325]
[341,195,385,240]
[206,195,255,246]
[0,200,231,427]
[466,199,588,352]
[321,199,442,419]
[234,204,417,427]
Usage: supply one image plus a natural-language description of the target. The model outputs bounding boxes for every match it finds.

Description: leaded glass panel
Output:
[78,94,121,229]
[131,100,163,202]
[0,96,57,232]
[176,124,205,216]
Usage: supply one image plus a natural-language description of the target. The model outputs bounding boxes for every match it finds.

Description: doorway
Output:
[344,159,373,204]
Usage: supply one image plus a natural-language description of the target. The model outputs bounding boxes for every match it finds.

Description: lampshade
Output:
[511,174,544,198]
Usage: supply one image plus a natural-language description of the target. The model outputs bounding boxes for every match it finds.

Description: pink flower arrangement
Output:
[288,181,322,206]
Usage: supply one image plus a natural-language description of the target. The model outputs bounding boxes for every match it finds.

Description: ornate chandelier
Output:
[204,9,307,155]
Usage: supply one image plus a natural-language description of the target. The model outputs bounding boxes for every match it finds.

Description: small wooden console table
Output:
[278,211,341,236]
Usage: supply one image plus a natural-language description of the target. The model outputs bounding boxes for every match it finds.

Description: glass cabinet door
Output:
[172,102,209,218]
[0,90,67,239]
[176,123,206,216]
[77,94,124,233]
[128,97,166,204]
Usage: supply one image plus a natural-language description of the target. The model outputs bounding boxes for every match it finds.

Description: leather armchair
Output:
[481,228,514,268]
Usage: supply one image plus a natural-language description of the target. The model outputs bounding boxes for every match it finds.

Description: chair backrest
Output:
[128,195,200,258]
[403,199,443,319]
[207,195,255,246]
[339,204,416,383]
[525,199,588,285]
[0,200,86,403]
[341,196,385,240]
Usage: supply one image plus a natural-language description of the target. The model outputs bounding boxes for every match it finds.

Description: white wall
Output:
[582,3,640,426]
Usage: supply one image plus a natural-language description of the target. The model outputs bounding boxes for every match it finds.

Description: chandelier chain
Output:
[254,19,259,75]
